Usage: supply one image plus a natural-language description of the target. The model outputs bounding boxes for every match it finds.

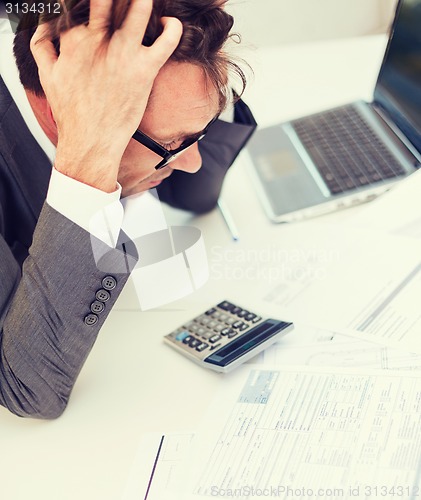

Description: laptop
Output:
[246,0,421,223]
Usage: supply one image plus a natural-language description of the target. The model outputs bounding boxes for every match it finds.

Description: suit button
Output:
[90,300,105,314]
[96,289,111,302]
[84,313,98,326]
[102,276,117,291]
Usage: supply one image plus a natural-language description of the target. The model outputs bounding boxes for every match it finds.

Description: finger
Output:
[89,0,113,30]
[120,0,153,39]
[147,17,183,67]
[30,22,57,75]
[111,0,131,33]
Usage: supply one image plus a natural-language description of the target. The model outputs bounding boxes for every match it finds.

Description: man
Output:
[0,0,255,419]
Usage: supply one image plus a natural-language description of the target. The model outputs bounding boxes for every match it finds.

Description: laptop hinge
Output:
[372,103,421,167]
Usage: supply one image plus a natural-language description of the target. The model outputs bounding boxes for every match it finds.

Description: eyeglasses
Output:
[132,116,218,170]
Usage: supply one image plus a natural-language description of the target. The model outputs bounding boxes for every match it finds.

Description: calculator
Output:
[164,300,293,373]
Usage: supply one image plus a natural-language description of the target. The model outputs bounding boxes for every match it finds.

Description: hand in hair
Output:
[30,0,182,192]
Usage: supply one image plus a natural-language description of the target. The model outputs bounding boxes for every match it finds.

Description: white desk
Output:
[0,35,389,500]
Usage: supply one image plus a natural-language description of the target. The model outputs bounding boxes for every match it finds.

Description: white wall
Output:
[226,0,399,48]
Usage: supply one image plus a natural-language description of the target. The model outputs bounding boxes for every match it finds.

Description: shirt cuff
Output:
[46,167,123,248]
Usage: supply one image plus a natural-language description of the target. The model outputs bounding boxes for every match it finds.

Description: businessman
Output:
[0,0,256,419]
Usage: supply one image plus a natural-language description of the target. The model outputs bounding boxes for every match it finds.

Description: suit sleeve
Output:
[156,98,257,213]
[0,203,137,419]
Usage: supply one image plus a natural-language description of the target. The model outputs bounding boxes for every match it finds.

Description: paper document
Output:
[263,330,421,370]
[121,433,194,500]
[184,365,421,499]
[259,227,421,354]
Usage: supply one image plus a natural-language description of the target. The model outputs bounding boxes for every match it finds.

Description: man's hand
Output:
[30,0,182,192]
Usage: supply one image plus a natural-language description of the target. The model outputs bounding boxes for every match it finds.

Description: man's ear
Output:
[24,89,58,145]
[47,101,56,126]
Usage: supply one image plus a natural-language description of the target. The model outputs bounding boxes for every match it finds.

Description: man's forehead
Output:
[150,61,219,104]
[142,61,220,138]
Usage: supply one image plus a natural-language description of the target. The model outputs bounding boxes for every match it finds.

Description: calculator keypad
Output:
[166,300,266,361]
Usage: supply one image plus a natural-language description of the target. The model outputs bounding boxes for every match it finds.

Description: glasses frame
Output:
[132,115,219,170]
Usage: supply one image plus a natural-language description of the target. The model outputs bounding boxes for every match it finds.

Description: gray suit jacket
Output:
[0,76,256,419]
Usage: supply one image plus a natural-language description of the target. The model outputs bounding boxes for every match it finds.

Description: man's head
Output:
[13,0,247,196]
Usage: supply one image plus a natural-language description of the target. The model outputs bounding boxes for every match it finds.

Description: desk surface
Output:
[0,35,388,500]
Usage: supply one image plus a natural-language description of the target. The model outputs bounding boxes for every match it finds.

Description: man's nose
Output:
[171,143,202,173]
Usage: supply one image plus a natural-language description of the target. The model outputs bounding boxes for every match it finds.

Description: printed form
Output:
[184,365,421,499]
[124,365,421,500]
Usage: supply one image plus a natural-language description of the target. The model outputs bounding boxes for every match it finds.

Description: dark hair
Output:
[13,0,247,108]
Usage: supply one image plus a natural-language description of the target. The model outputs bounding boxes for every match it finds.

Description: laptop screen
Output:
[374,0,421,155]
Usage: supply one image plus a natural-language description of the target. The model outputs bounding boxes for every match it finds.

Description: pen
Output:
[217,199,240,241]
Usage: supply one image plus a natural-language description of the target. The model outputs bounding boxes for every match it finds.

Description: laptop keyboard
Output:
[291,104,407,194]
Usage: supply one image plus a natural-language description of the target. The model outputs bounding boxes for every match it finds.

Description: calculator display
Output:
[204,320,290,368]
